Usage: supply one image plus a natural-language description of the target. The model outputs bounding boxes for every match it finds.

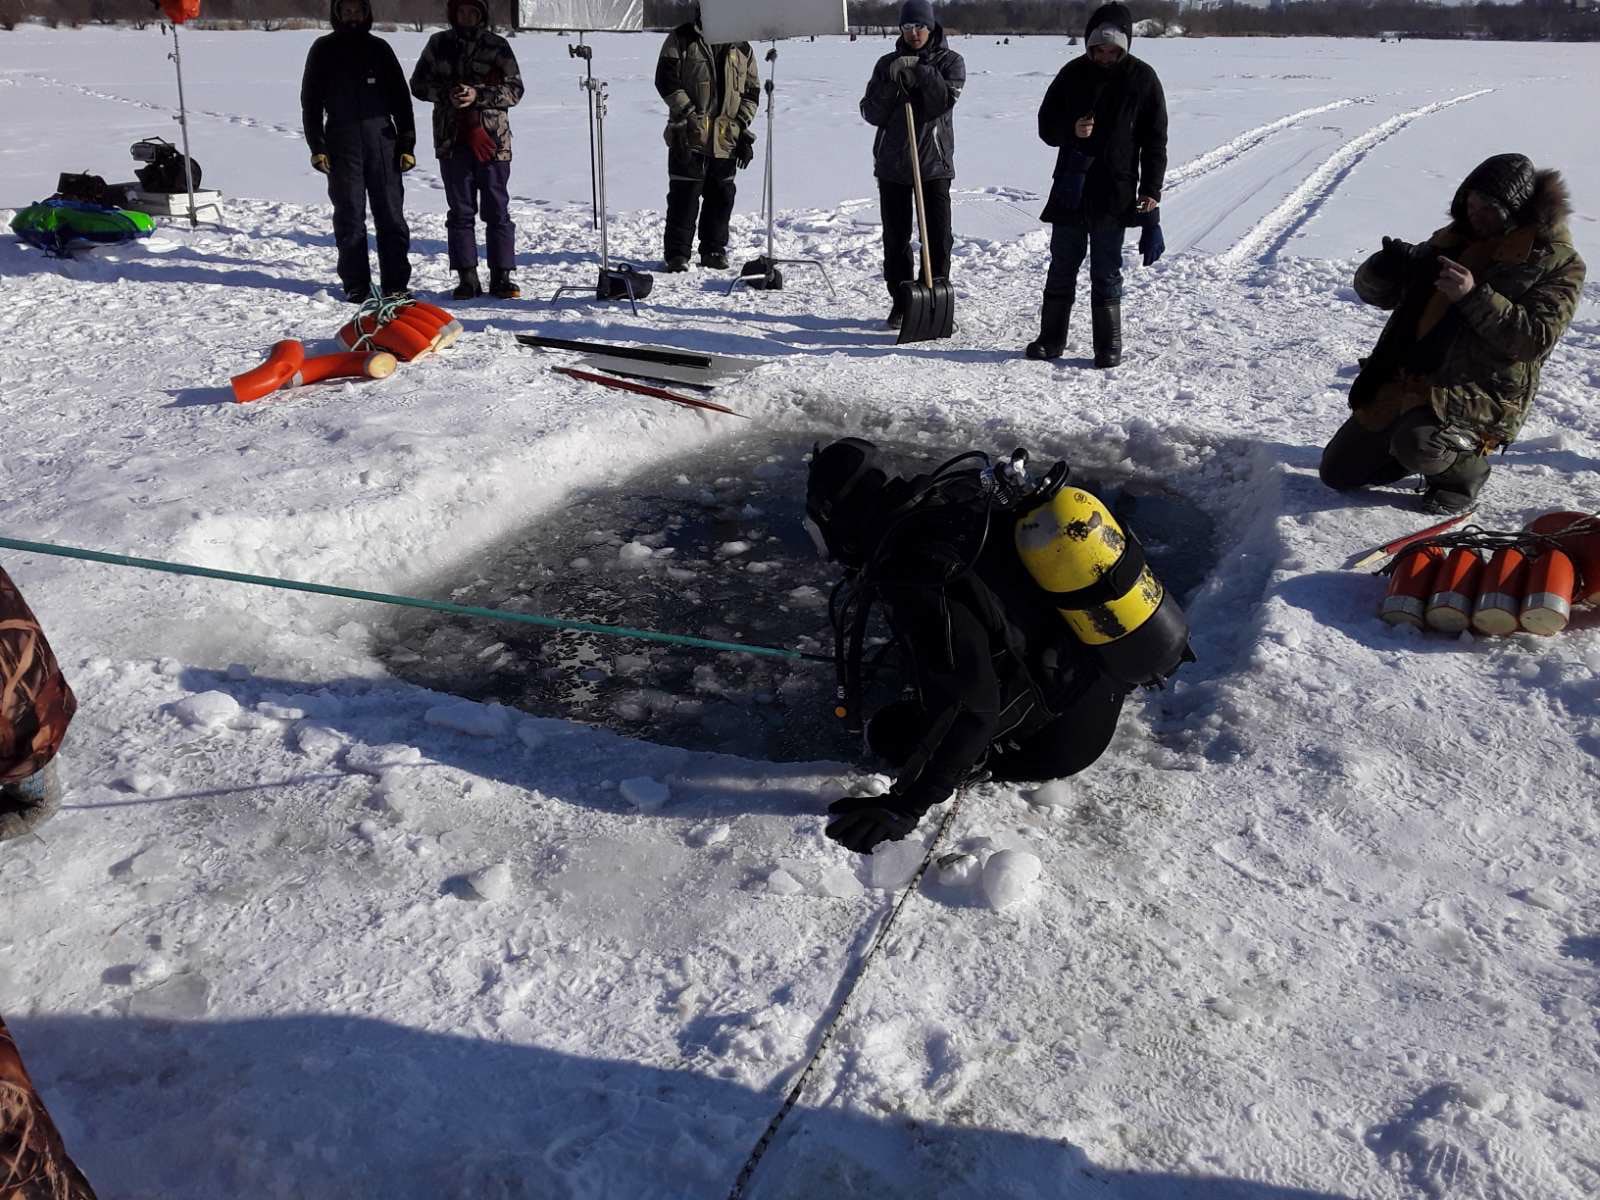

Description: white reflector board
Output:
[698,0,846,43]
[516,0,643,31]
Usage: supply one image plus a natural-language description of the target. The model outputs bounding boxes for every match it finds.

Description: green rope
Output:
[0,535,827,666]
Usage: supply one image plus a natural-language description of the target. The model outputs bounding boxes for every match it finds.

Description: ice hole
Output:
[377,433,1219,762]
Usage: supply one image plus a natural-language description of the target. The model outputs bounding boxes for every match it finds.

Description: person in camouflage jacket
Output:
[655,14,760,270]
[0,564,75,844]
[1321,154,1586,513]
[409,0,524,299]
[2,1015,98,1199]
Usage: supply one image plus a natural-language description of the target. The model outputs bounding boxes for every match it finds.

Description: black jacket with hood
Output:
[859,24,966,186]
[1037,3,1167,224]
[300,0,415,158]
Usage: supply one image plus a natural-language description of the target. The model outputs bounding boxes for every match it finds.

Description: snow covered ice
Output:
[3,24,1600,1200]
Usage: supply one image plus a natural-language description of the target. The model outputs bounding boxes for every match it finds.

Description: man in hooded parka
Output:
[300,0,416,302]
[1320,154,1586,513]
[1028,2,1167,367]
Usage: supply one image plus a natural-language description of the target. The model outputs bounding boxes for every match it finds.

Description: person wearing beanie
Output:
[1320,154,1586,514]
[655,8,761,272]
[300,0,416,303]
[1028,2,1167,367]
[859,0,967,328]
[410,0,525,300]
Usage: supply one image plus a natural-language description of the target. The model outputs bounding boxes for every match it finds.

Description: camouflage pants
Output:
[0,761,62,843]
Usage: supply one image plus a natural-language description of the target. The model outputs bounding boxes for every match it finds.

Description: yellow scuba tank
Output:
[1014,465,1193,688]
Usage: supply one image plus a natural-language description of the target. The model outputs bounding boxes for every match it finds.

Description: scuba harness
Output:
[817,445,1194,732]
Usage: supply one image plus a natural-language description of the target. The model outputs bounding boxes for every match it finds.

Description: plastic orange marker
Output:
[294,350,398,386]
[1425,547,1483,633]
[1380,544,1444,627]
[231,339,306,404]
[1471,547,1527,636]
[1519,549,1576,636]
[1526,511,1600,606]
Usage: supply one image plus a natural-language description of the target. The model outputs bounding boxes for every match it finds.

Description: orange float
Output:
[1424,548,1483,633]
[231,339,306,404]
[1380,543,1444,627]
[1520,550,1576,635]
[1525,511,1600,606]
[295,350,398,386]
[1470,547,1527,636]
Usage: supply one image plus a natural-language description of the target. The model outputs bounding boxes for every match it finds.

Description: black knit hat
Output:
[1453,154,1537,225]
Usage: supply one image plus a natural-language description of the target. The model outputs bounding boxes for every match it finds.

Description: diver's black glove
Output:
[1379,236,1420,273]
[825,794,927,855]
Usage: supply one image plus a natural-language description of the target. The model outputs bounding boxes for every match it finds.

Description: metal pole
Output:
[594,81,610,276]
[764,45,777,269]
[169,24,199,228]
[583,36,597,230]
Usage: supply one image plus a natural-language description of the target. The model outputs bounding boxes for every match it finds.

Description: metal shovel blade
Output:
[895,279,954,345]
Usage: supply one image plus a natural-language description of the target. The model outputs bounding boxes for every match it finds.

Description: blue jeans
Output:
[0,760,62,841]
[1044,220,1125,304]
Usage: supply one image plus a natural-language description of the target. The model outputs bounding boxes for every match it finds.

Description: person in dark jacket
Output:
[1320,155,1585,514]
[1028,2,1167,367]
[805,439,1127,855]
[300,0,416,302]
[410,0,525,300]
[655,13,760,271]
[859,0,966,329]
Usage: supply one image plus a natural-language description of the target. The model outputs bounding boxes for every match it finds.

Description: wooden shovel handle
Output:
[903,103,934,289]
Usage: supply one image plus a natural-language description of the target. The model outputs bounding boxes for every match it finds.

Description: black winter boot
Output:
[452,268,483,301]
[1025,291,1072,360]
[1421,452,1490,514]
[1091,303,1122,368]
[489,269,521,300]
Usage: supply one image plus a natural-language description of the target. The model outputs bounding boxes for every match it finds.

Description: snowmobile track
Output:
[1218,88,1494,269]
[1163,97,1365,194]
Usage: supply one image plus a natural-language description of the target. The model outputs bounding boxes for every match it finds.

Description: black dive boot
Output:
[1091,303,1122,369]
[452,268,483,301]
[1025,291,1072,360]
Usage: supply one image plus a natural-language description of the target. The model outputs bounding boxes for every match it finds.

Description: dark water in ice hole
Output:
[376,435,1220,763]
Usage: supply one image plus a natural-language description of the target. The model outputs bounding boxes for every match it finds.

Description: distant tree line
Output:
[5,0,1596,41]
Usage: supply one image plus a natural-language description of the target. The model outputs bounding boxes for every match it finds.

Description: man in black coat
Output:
[301,0,416,302]
[1028,2,1167,367]
[805,439,1128,855]
[859,0,966,329]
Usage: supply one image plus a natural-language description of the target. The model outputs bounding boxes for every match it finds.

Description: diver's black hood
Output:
[330,0,373,34]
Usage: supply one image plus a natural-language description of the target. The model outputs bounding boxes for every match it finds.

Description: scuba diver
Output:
[805,438,1191,854]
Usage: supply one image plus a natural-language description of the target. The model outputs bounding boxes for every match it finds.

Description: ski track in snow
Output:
[1218,88,1496,269]
[1163,96,1365,194]
[4,31,1600,1200]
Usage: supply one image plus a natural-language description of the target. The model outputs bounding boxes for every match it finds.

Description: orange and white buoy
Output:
[1519,549,1576,636]
[294,350,397,386]
[1381,543,1445,627]
[1526,511,1600,606]
[1470,547,1527,636]
[1425,547,1483,633]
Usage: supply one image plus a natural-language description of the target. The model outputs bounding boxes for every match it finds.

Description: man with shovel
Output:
[859,0,966,333]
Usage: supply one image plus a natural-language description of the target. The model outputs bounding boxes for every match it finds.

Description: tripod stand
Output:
[550,76,652,315]
[569,37,598,230]
[166,22,201,228]
[729,45,835,298]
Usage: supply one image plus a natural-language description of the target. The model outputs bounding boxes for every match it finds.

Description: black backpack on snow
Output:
[131,138,202,193]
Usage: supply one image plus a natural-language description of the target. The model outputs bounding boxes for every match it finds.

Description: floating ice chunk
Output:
[295,723,346,760]
[717,540,751,557]
[344,743,424,777]
[618,541,655,564]
[257,700,307,720]
[621,776,671,811]
[818,866,865,899]
[354,820,381,842]
[171,690,241,729]
[766,868,805,896]
[569,556,592,569]
[867,838,926,890]
[786,586,825,608]
[465,863,514,902]
[936,852,980,887]
[689,823,731,847]
[982,849,1043,910]
[1029,780,1073,808]
[858,774,892,798]
[424,700,512,738]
